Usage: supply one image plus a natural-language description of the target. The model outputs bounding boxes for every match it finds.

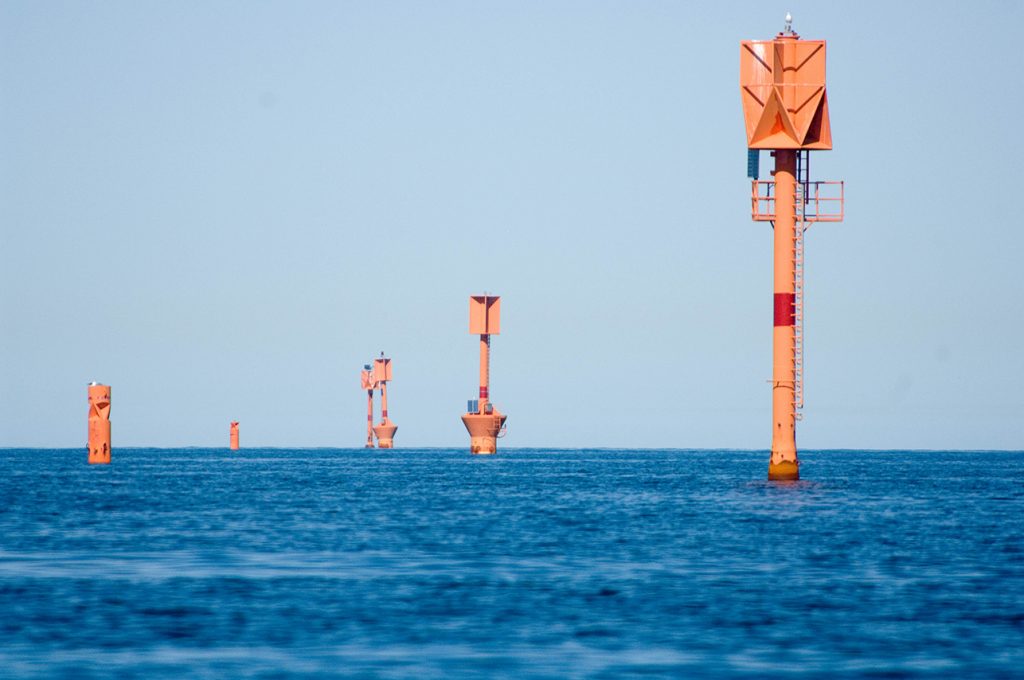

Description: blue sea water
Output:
[0,448,1021,678]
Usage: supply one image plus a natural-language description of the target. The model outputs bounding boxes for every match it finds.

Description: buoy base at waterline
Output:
[461,412,506,455]
[768,458,800,481]
[373,423,397,449]
[87,428,111,465]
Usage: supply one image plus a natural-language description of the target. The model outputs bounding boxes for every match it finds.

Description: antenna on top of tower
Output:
[784,13,793,34]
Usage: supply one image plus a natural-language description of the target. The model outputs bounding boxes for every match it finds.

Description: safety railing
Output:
[751,180,844,223]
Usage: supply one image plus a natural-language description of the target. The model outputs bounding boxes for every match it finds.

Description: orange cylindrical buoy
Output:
[461,295,507,454]
[230,421,239,450]
[87,382,111,464]
[371,354,397,448]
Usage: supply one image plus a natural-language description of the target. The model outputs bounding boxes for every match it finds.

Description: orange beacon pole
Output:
[87,382,111,465]
[361,365,376,448]
[740,15,843,480]
[230,421,239,450]
[461,295,507,454]
[371,355,397,448]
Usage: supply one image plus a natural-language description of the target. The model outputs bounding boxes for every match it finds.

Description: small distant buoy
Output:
[230,421,239,450]
[371,356,397,448]
[361,364,376,448]
[87,383,111,465]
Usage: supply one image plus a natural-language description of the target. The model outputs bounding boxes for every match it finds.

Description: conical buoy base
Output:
[373,423,397,449]
[461,412,506,455]
[768,458,799,481]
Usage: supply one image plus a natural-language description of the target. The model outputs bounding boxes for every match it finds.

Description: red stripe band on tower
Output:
[479,387,488,398]
[774,292,795,326]
[367,415,372,421]
[382,410,388,418]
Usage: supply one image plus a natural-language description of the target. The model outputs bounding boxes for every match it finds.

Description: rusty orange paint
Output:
[462,412,506,455]
[87,383,111,465]
[462,295,507,454]
[230,421,239,450]
[372,355,397,448]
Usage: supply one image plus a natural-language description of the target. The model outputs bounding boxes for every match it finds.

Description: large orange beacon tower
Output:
[371,354,397,448]
[87,382,111,465]
[461,295,507,454]
[740,14,844,480]
[360,364,377,448]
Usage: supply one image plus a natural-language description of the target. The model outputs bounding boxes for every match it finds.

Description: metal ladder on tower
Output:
[792,150,809,418]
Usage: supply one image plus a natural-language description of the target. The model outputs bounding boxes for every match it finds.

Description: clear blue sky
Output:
[2,1,1022,449]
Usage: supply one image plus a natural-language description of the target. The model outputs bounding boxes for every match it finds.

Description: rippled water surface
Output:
[0,448,1022,678]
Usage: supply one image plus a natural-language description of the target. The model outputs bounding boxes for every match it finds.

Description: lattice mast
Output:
[740,14,844,480]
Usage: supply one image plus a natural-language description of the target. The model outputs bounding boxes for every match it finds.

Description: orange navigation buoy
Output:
[87,382,111,465]
[360,364,377,448]
[740,14,844,480]
[371,354,397,448]
[461,295,507,454]
[230,421,239,450]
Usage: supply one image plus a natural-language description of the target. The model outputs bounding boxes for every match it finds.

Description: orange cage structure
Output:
[740,15,844,480]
